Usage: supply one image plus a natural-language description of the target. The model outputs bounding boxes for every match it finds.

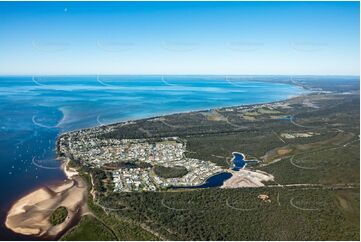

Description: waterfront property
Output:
[58,133,225,192]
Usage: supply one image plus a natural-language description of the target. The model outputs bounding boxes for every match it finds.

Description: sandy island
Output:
[5,159,89,238]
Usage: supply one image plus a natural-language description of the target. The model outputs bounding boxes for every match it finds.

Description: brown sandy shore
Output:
[4,159,89,239]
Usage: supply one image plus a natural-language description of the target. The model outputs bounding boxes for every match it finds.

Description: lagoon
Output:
[232,152,259,171]
[172,172,233,189]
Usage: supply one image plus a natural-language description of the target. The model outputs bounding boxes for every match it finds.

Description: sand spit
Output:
[5,160,88,238]
[222,169,274,188]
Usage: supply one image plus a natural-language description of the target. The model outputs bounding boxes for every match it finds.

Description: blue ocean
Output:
[0,76,306,239]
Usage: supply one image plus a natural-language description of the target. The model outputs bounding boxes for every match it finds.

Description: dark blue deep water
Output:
[232,152,259,171]
[0,76,306,239]
[173,172,233,189]
[174,152,259,190]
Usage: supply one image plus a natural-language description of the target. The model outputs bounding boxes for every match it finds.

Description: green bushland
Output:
[154,165,188,178]
[106,187,360,240]
[49,206,68,226]
[260,142,360,185]
[60,168,159,241]
[61,215,117,241]
[94,92,359,240]
[84,172,159,241]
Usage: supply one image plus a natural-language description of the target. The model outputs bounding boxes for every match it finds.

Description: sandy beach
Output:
[5,159,89,238]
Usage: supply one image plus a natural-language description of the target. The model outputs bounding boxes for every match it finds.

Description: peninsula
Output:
[6,78,360,240]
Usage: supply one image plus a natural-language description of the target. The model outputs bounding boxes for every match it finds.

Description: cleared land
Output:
[153,165,189,179]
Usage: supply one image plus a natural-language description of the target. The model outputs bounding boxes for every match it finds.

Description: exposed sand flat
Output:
[48,179,75,193]
[222,169,274,188]
[5,161,88,238]
[62,158,79,178]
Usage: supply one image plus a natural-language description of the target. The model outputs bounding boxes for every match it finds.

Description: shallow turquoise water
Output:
[0,75,306,239]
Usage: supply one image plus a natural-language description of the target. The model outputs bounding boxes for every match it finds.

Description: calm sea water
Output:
[0,76,306,239]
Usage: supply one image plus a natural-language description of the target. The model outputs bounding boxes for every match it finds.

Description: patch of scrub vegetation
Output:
[257,107,280,114]
[260,143,360,185]
[243,111,260,116]
[61,215,117,241]
[61,171,159,241]
[154,165,188,178]
[49,206,68,226]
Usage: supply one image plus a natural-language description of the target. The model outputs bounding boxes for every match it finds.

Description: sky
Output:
[0,1,359,75]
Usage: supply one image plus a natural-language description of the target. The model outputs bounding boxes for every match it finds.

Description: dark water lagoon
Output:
[172,172,233,189]
[173,152,259,190]
[0,75,306,239]
[231,152,259,171]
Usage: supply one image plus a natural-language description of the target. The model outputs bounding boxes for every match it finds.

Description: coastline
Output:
[5,81,310,238]
[60,80,310,135]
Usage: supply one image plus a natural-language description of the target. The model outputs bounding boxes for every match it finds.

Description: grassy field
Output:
[154,165,188,178]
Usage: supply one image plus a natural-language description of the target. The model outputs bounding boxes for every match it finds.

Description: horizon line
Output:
[0,74,359,77]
